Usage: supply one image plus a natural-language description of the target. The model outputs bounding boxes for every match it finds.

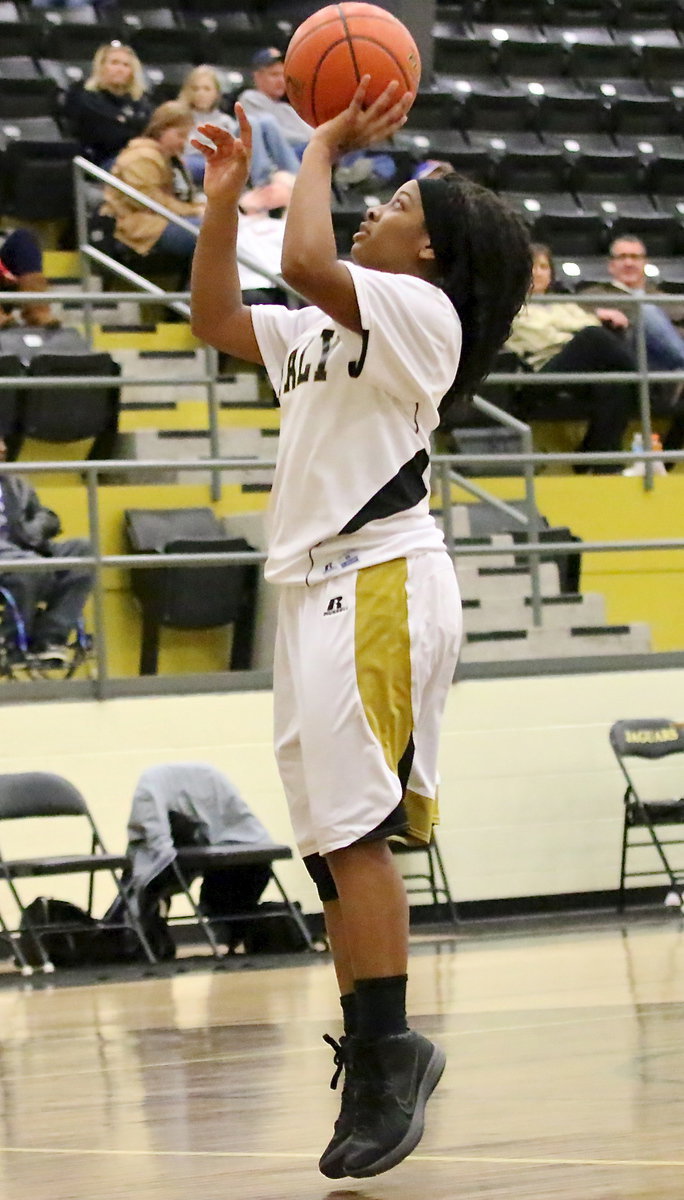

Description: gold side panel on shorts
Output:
[403,786,439,846]
[355,559,435,845]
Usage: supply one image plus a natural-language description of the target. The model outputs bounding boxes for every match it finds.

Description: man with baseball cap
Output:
[238,47,313,157]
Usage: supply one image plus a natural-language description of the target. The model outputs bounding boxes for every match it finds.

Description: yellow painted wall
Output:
[19,481,269,678]
[6,470,684,678]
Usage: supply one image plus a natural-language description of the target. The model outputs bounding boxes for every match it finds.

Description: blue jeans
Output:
[641,303,684,370]
[153,216,201,261]
[0,228,43,275]
[186,115,300,188]
[31,0,84,8]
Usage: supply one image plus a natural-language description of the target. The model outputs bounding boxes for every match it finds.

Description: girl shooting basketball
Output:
[191,79,531,1180]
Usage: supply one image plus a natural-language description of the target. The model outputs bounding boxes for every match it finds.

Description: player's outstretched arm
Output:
[190,109,264,363]
[281,77,412,332]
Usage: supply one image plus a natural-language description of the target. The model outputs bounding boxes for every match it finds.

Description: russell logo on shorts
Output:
[323,596,347,615]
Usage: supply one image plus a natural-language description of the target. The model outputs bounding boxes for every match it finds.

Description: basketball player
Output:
[190,79,531,1179]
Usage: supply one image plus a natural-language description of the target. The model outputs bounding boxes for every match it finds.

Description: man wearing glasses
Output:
[580,234,684,456]
[582,234,684,371]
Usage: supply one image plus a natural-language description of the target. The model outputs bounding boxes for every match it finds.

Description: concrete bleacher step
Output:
[460,621,652,663]
[109,345,273,408]
[462,590,607,633]
[116,427,276,486]
[432,507,478,540]
[452,534,517,570]
[455,561,560,602]
[118,400,280,435]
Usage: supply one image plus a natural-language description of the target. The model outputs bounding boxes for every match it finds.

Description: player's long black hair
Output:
[418,174,532,407]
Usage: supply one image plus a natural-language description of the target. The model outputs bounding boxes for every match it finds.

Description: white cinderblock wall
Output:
[0,667,682,914]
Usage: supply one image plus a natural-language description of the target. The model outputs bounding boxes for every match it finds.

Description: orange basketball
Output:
[284,2,421,128]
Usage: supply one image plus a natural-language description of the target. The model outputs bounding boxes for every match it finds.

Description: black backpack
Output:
[18,897,139,968]
[241,902,312,954]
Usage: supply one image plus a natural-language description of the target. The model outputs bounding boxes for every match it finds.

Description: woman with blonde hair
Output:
[179,65,297,210]
[101,101,204,274]
[66,41,151,168]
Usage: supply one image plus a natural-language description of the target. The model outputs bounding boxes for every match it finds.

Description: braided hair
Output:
[418,174,532,407]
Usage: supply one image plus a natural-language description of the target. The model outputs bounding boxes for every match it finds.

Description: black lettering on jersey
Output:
[348,328,369,378]
[296,347,311,385]
[314,328,335,381]
[283,345,312,393]
[283,348,299,393]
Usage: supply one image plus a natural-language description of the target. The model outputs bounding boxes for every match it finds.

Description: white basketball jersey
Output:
[251,261,462,585]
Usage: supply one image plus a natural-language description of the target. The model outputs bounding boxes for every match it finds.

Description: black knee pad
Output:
[303,852,339,902]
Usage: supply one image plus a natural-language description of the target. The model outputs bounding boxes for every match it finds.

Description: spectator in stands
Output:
[66,42,152,170]
[238,48,313,159]
[239,49,396,194]
[101,101,204,274]
[582,234,684,371]
[0,436,92,662]
[179,65,298,209]
[0,228,60,330]
[507,243,636,472]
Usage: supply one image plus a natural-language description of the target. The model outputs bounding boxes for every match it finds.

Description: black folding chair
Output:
[391,832,458,928]
[124,507,258,675]
[166,843,317,957]
[610,718,684,910]
[0,772,156,973]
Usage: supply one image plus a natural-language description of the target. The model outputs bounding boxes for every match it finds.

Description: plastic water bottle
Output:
[623,431,644,475]
[650,431,668,475]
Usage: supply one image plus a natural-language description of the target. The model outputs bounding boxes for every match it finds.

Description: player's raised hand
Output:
[191,105,252,206]
[311,76,412,158]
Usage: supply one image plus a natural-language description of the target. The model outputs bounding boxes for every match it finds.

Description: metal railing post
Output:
[439,456,455,560]
[634,295,654,491]
[521,423,543,626]
[85,466,109,698]
[204,343,222,502]
[72,158,95,349]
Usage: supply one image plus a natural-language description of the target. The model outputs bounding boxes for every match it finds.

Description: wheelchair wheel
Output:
[28,634,95,681]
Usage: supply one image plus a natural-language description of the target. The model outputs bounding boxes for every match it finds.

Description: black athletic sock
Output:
[355,974,409,1041]
[340,990,357,1038]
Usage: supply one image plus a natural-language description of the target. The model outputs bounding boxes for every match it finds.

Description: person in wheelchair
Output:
[0,436,93,663]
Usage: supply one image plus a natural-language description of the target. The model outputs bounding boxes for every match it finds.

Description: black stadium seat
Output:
[0,127,79,222]
[433,28,497,77]
[496,31,570,79]
[144,62,198,104]
[130,26,204,63]
[544,132,643,193]
[0,10,42,58]
[566,40,636,79]
[577,192,683,254]
[531,208,607,255]
[0,77,57,120]
[120,5,178,32]
[533,88,608,132]
[608,91,677,136]
[639,44,684,83]
[404,89,457,130]
[494,138,568,192]
[39,22,122,62]
[450,76,534,131]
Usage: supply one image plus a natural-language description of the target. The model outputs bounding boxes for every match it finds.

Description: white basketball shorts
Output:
[273,551,462,858]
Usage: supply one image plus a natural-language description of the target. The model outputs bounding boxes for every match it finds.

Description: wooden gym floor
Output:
[2,911,684,1200]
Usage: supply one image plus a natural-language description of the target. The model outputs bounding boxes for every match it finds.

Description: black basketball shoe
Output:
[319,1034,357,1179]
[343,1030,446,1178]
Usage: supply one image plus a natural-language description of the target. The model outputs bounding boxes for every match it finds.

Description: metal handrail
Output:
[0,451,681,696]
[69,154,300,501]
